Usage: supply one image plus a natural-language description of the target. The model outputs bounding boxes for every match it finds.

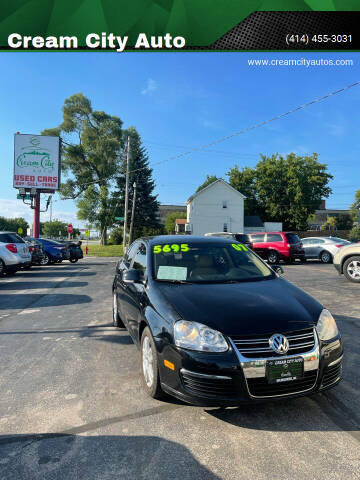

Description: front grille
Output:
[247,370,317,397]
[181,370,238,398]
[231,328,315,358]
[321,362,342,388]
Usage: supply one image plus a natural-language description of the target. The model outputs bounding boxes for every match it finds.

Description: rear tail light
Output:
[6,244,17,253]
[287,244,290,248]
[28,246,34,252]
[335,244,343,248]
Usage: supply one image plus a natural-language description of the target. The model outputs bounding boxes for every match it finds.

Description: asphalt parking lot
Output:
[0,258,359,479]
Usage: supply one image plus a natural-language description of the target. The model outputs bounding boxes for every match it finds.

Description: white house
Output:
[185,179,245,236]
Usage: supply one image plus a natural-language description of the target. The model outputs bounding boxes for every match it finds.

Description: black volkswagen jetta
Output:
[112,236,343,405]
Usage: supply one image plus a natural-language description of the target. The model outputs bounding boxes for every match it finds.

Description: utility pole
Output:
[129,182,137,246]
[122,136,130,252]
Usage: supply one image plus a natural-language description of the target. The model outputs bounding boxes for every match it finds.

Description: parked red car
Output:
[248,232,305,264]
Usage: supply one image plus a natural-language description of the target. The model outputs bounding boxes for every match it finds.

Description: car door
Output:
[312,238,326,259]
[250,233,266,258]
[115,241,139,326]
[301,238,313,258]
[122,243,148,342]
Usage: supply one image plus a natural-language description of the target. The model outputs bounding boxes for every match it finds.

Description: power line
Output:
[128,80,360,174]
[58,80,360,193]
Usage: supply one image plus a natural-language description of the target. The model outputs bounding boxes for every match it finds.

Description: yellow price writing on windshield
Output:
[232,243,248,252]
[153,244,189,254]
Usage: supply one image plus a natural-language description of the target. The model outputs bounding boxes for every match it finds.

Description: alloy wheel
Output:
[347,260,360,280]
[142,336,154,388]
[321,251,331,263]
[40,254,50,265]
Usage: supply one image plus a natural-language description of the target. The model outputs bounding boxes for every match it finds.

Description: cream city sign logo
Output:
[269,333,289,354]
[16,137,54,171]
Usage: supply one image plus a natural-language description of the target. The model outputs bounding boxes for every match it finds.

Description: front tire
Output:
[267,250,279,265]
[140,327,163,399]
[343,256,360,283]
[320,251,332,264]
[112,291,125,328]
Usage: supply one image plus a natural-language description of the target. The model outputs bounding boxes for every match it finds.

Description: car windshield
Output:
[152,242,274,283]
[329,237,350,244]
[43,239,65,245]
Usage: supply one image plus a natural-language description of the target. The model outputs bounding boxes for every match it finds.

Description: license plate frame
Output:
[266,357,304,384]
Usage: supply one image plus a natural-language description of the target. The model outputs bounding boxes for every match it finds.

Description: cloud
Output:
[0,198,83,227]
[326,122,345,137]
[141,78,157,95]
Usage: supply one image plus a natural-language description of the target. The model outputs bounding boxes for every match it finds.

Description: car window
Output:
[132,244,147,276]
[302,239,310,245]
[152,242,274,283]
[266,233,283,242]
[235,234,250,243]
[317,239,326,244]
[330,237,350,244]
[251,234,265,243]
[285,233,301,244]
[0,233,25,243]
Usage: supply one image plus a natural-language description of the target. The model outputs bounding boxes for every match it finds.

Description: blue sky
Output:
[0,52,359,227]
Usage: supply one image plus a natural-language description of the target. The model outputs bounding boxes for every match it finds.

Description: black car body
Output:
[113,236,343,406]
[63,241,83,263]
[25,240,45,265]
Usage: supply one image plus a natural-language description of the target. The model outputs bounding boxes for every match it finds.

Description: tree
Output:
[349,225,360,242]
[112,127,161,240]
[42,93,123,244]
[350,189,360,223]
[165,211,187,234]
[335,214,353,230]
[228,153,332,230]
[42,219,79,238]
[0,216,28,235]
[227,166,264,217]
[196,175,219,193]
[321,216,337,231]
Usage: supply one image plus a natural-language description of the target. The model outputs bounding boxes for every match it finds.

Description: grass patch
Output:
[86,244,124,257]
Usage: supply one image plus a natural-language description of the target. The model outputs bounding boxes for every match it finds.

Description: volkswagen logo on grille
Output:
[269,334,289,354]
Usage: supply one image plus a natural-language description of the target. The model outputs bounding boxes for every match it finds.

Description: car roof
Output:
[139,235,237,245]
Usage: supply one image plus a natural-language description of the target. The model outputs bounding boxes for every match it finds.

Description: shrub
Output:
[349,225,360,242]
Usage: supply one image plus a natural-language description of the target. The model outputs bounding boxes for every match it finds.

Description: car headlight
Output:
[316,309,339,341]
[174,320,228,352]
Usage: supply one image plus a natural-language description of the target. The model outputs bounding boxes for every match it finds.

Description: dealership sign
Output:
[14,134,60,190]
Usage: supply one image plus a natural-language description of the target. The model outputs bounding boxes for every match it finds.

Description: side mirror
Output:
[272,265,284,275]
[122,268,141,284]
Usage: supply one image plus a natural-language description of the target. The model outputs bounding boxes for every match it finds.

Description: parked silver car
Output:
[0,231,31,275]
[301,236,351,263]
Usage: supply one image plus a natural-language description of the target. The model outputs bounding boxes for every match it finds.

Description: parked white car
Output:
[0,231,31,275]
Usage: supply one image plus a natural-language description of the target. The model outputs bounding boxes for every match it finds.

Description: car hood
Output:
[156,277,322,336]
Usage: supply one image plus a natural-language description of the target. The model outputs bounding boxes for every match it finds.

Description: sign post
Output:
[14,134,61,239]
[67,224,73,240]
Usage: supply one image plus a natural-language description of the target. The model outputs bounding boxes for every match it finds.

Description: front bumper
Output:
[158,331,343,406]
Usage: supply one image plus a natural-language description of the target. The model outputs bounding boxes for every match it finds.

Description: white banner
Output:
[13,134,60,190]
